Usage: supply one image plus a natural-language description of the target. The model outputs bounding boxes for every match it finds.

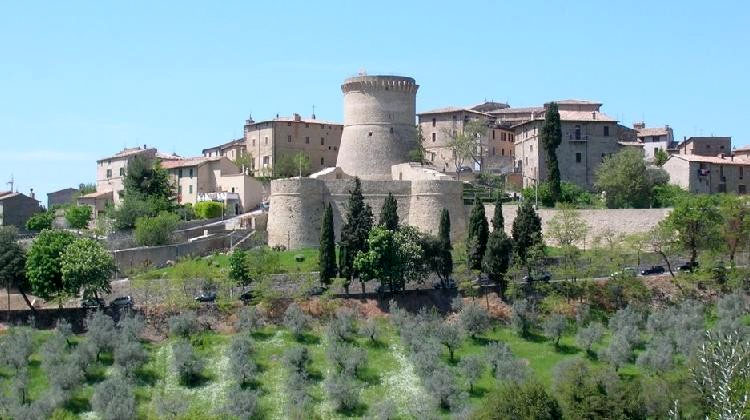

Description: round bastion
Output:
[335,75,419,180]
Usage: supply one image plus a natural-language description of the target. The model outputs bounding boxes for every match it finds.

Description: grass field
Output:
[1,315,659,420]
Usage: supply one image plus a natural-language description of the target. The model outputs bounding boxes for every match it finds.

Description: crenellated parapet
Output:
[341,75,419,94]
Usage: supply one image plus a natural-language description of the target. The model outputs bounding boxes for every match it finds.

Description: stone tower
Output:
[335,75,419,180]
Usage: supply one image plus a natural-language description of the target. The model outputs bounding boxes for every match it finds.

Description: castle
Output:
[267,75,467,249]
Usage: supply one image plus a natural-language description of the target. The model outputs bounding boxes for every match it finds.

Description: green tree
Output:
[408,124,427,164]
[653,148,669,166]
[445,119,487,179]
[25,211,53,231]
[338,177,373,294]
[228,250,251,286]
[354,226,426,294]
[276,151,311,177]
[0,228,35,311]
[134,212,179,246]
[435,209,453,286]
[61,238,115,299]
[484,229,513,299]
[113,155,175,230]
[319,203,337,286]
[666,194,723,266]
[467,198,489,270]
[512,200,543,274]
[193,201,224,219]
[379,192,399,231]
[25,229,77,302]
[541,102,563,205]
[720,195,750,264]
[595,148,668,208]
[64,205,92,229]
[233,151,254,174]
[476,381,562,420]
[491,193,504,232]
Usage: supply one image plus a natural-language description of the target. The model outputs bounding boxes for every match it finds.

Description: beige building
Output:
[202,138,247,161]
[676,136,732,156]
[512,100,621,190]
[633,122,675,160]
[417,105,515,174]
[663,153,750,194]
[241,114,343,177]
[162,156,263,215]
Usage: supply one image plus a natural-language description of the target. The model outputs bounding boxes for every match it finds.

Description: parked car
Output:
[458,166,474,173]
[433,279,457,290]
[81,297,105,309]
[239,290,253,303]
[110,296,134,309]
[640,265,666,276]
[195,291,217,303]
[678,261,699,272]
[522,272,551,282]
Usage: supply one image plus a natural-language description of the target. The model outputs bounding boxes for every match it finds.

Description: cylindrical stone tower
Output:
[336,75,419,180]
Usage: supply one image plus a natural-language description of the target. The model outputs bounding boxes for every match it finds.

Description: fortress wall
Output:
[268,178,325,249]
[409,180,466,239]
[488,205,671,245]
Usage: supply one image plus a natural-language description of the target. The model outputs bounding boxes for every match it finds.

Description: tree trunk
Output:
[658,251,675,278]
[18,288,36,313]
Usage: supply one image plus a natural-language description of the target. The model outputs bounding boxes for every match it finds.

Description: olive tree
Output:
[458,354,485,392]
[510,299,537,338]
[167,311,199,338]
[636,336,674,373]
[91,377,136,420]
[425,366,465,411]
[172,340,204,386]
[283,303,310,338]
[459,303,490,339]
[359,318,380,343]
[114,341,148,378]
[236,306,264,333]
[328,307,357,341]
[543,314,567,348]
[0,327,33,374]
[227,335,257,385]
[436,322,464,362]
[486,341,528,383]
[575,322,604,354]
[222,384,260,419]
[324,372,362,412]
[85,310,116,362]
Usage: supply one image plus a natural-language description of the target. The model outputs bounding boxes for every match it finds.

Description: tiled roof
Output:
[97,147,155,162]
[248,116,342,126]
[669,154,750,166]
[155,152,183,161]
[202,138,245,153]
[0,191,14,199]
[556,99,602,105]
[637,127,670,137]
[418,107,489,116]
[618,141,644,147]
[161,156,222,170]
[489,106,545,114]
[0,192,37,202]
[80,190,113,199]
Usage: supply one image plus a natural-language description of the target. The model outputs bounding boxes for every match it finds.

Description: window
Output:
[252,139,256,146]
[305,123,309,128]
[492,130,496,140]
[576,153,582,163]
[262,156,269,165]
[431,152,435,161]
[432,133,436,142]
[602,153,606,159]
[492,147,495,156]
[189,168,193,177]
[368,132,373,137]
[390,127,394,133]
[178,186,182,194]
[287,122,291,126]
[287,135,292,142]
[320,157,324,165]
[501,149,505,156]
[575,125,581,140]
[320,137,325,145]
[106,169,112,178]
[603,126,610,137]
[119,167,125,176]
[231,187,235,193]
[720,165,724,177]
[741,167,744,179]
[432,118,436,127]
[264,137,268,145]
[740,185,747,194]
[530,145,533,152]
[188,185,193,194]
[179,169,183,178]
[305,136,310,144]
[721,145,725,149]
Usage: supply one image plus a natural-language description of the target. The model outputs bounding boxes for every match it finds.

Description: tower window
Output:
[603,126,610,137]
[432,118,436,127]
[432,133,436,142]
[368,132,373,137]
[321,138,325,145]
[320,157,324,165]
[305,137,310,144]
[288,135,292,142]
[576,153,582,163]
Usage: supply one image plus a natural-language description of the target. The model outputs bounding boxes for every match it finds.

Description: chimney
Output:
[293,113,301,122]
[29,188,34,199]
[592,112,596,120]
[633,122,646,130]
[143,144,147,150]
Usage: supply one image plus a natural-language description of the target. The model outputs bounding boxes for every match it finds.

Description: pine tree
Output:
[541,102,562,205]
[491,193,504,232]
[338,178,373,294]
[467,197,489,270]
[436,209,453,286]
[319,203,336,286]
[379,192,399,231]
[512,200,543,274]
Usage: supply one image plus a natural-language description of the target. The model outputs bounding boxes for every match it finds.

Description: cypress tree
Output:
[436,209,453,286]
[467,197,489,270]
[379,192,399,231]
[511,200,543,273]
[338,178,373,293]
[541,102,562,205]
[319,203,336,286]
[491,193,504,232]
[483,229,513,299]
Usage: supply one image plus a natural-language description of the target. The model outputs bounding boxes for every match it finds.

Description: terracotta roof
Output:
[97,147,155,163]
[418,107,489,116]
[0,192,38,202]
[618,141,644,147]
[489,106,544,114]
[637,127,670,137]
[734,146,750,153]
[556,99,602,105]
[155,152,183,161]
[0,191,14,199]
[161,156,222,170]
[248,116,342,126]
[202,138,245,153]
[669,154,750,166]
[80,190,113,199]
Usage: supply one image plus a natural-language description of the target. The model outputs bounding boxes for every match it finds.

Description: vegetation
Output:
[541,102,563,205]
[134,212,179,246]
[193,201,224,219]
[522,181,599,208]
[25,229,77,302]
[0,227,34,310]
[64,205,92,229]
[594,148,669,208]
[25,210,54,231]
[319,203,336,285]
[466,197,489,271]
[338,177,374,293]
[111,154,175,230]
[60,237,116,299]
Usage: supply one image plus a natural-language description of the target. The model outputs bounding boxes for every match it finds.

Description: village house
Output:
[0,190,41,228]
[47,187,79,209]
[417,103,515,175]
[663,153,750,194]
[633,122,675,160]
[676,136,732,156]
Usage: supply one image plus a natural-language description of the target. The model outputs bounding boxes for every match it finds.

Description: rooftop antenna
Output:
[312,104,316,120]
[357,68,367,76]
[6,174,14,192]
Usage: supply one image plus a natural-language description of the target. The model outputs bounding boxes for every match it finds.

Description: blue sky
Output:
[1,0,748,200]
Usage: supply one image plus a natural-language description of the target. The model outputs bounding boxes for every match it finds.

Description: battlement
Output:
[341,75,419,94]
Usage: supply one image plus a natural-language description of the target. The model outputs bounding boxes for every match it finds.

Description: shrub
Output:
[522,181,597,208]
[359,318,380,343]
[91,377,136,420]
[328,307,358,341]
[0,328,33,373]
[369,398,398,420]
[134,211,179,246]
[194,201,224,219]
[283,303,309,338]
[172,340,204,385]
[476,381,562,420]
[25,211,53,231]
[228,249,251,286]
[153,389,188,419]
[324,372,362,412]
[227,335,256,385]
[167,311,199,338]
[459,303,490,339]
[64,205,92,229]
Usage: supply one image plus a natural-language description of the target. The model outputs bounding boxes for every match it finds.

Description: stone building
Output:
[0,191,41,228]
[676,136,732,156]
[417,105,515,175]
[267,75,467,249]
[47,187,79,209]
[242,114,343,177]
[161,156,263,215]
[202,138,247,161]
[512,100,621,190]
[663,153,750,194]
[633,122,675,160]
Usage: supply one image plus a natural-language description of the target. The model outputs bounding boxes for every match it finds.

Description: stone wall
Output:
[268,177,466,249]
[112,233,236,274]
[488,205,671,245]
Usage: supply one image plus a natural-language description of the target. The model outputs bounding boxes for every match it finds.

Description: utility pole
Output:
[6,174,14,192]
